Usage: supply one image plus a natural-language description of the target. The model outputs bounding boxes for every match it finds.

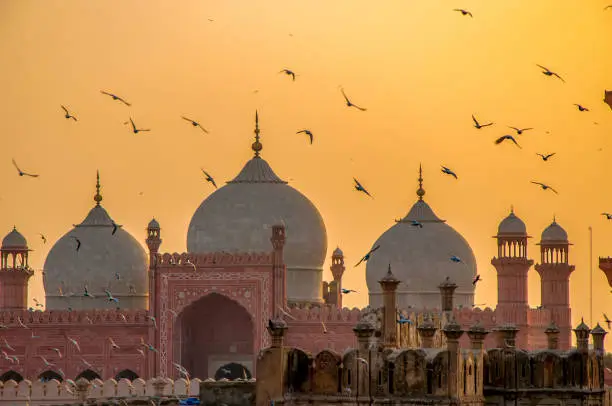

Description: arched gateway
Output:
[174,293,255,379]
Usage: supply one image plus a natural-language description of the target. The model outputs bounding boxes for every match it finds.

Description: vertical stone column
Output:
[442,318,464,399]
[438,277,457,313]
[591,324,607,355]
[573,319,591,352]
[75,378,91,403]
[545,321,560,350]
[354,321,375,353]
[267,318,288,348]
[378,265,401,349]
[467,321,489,351]
[497,323,519,348]
[417,317,437,348]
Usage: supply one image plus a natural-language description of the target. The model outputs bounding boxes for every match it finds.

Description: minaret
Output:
[491,208,533,348]
[0,227,34,310]
[379,264,401,349]
[326,247,345,308]
[535,218,575,350]
[146,218,162,314]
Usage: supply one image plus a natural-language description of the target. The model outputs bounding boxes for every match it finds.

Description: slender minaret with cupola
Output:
[535,218,574,350]
[491,208,533,348]
[0,227,34,310]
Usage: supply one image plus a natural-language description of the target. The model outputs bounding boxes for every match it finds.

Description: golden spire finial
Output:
[416,163,425,201]
[94,170,102,206]
[510,205,514,214]
[251,110,262,157]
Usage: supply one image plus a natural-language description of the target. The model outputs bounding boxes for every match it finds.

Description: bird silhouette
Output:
[2,338,15,352]
[147,315,157,329]
[83,285,94,298]
[341,288,357,294]
[340,88,367,111]
[61,105,77,121]
[17,317,28,329]
[495,135,522,148]
[321,321,328,334]
[38,356,54,368]
[111,221,118,235]
[355,245,381,267]
[40,234,47,244]
[276,306,296,320]
[441,166,458,179]
[105,290,119,303]
[508,126,533,135]
[604,314,611,329]
[201,169,217,188]
[472,115,493,129]
[450,255,463,263]
[140,337,158,352]
[601,213,612,220]
[279,69,296,81]
[108,337,120,350]
[50,347,62,358]
[100,91,131,106]
[12,159,39,177]
[536,65,565,82]
[66,337,80,352]
[531,181,558,194]
[604,90,612,110]
[472,274,482,285]
[604,5,612,10]
[70,236,81,252]
[129,118,150,134]
[181,116,209,133]
[353,178,372,197]
[574,104,589,112]
[454,8,473,17]
[397,315,412,325]
[174,363,190,379]
[296,129,314,144]
[137,348,145,357]
[410,220,424,228]
[536,153,556,161]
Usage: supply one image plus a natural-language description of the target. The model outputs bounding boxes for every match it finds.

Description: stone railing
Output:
[154,252,273,267]
[0,377,201,405]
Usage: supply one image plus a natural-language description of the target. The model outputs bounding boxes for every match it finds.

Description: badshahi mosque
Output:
[0,115,597,387]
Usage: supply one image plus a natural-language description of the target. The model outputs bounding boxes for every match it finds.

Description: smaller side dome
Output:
[497,210,526,235]
[2,227,27,249]
[148,218,160,229]
[333,246,343,256]
[541,220,568,242]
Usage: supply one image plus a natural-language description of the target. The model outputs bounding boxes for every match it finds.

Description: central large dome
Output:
[366,168,476,309]
[187,116,327,303]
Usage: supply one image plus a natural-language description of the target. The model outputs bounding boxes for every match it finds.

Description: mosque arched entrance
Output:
[175,293,254,379]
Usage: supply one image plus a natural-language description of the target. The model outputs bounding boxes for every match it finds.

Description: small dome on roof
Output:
[148,218,160,229]
[2,227,28,249]
[333,247,343,256]
[541,220,568,242]
[498,209,527,235]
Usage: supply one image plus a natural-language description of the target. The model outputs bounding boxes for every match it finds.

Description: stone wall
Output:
[199,379,255,406]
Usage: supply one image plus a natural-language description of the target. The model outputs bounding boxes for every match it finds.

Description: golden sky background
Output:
[1,1,611,340]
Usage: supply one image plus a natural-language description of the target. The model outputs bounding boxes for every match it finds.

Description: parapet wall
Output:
[0,377,201,405]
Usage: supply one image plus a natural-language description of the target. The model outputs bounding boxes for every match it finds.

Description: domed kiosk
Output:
[187,113,327,303]
[366,166,476,309]
[43,173,148,310]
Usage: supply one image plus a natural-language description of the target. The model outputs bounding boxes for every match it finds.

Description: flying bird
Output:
[40,234,47,244]
[410,220,423,228]
[50,348,62,359]
[355,245,381,267]
[353,178,372,197]
[61,105,77,121]
[68,337,81,352]
[321,321,328,334]
[108,337,120,350]
[441,166,458,179]
[105,290,119,303]
[340,88,367,111]
[2,338,15,352]
[472,274,482,285]
[536,153,556,161]
[17,317,28,329]
[450,255,463,263]
[601,213,612,220]
[508,126,533,135]
[70,236,81,252]
[100,91,131,106]
[341,288,357,294]
[111,221,118,235]
[276,306,296,320]
[279,69,296,81]
[147,315,157,329]
[296,129,314,144]
[604,5,612,10]
[494,135,522,148]
[536,65,565,82]
[83,285,94,298]
[604,90,612,110]
[136,348,145,357]
[37,356,55,368]
[128,118,150,134]
[181,116,209,133]
[574,104,589,112]
[604,314,611,329]
[454,8,473,17]
[531,181,558,194]
[12,159,39,177]
[201,169,217,188]
[472,115,493,129]
[140,337,158,352]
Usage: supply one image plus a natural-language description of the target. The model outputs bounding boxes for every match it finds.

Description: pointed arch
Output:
[114,369,139,381]
[38,370,64,382]
[0,371,23,382]
[75,369,101,381]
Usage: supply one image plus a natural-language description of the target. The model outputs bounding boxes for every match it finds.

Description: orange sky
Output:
[1,1,611,344]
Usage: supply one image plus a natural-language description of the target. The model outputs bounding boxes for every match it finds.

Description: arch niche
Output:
[0,371,23,382]
[174,292,255,379]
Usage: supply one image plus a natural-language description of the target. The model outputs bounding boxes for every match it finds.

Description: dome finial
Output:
[416,163,425,200]
[510,205,514,214]
[251,110,263,157]
[94,170,102,206]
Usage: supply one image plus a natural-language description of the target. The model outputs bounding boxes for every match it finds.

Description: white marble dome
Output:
[366,195,476,310]
[2,227,27,249]
[541,220,568,242]
[187,155,327,303]
[43,200,148,310]
[497,210,527,235]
